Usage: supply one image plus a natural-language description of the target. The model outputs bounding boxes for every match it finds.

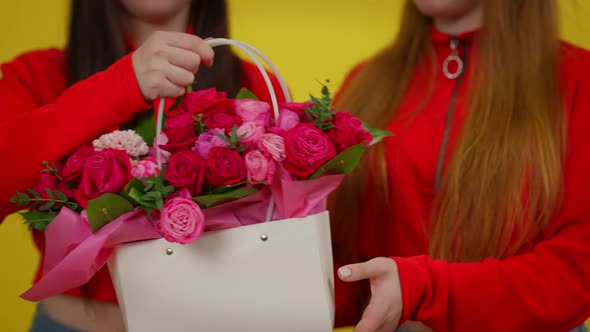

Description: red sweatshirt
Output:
[334,27,590,331]
[0,49,284,302]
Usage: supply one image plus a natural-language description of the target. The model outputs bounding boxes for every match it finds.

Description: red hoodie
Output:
[0,49,285,302]
[334,27,590,331]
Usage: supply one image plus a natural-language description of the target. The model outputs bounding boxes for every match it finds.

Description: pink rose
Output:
[235,99,271,127]
[61,145,94,182]
[276,109,301,132]
[192,128,231,159]
[283,123,337,179]
[327,112,373,152]
[257,133,286,162]
[150,134,172,163]
[131,157,160,178]
[205,110,242,134]
[179,88,233,115]
[156,190,205,244]
[164,150,206,196]
[245,150,275,184]
[237,122,266,148]
[279,102,314,117]
[74,149,132,206]
[205,147,246,187]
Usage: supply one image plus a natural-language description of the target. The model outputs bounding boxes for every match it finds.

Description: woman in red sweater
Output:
[0,0,283,330]
[332,1,590,331]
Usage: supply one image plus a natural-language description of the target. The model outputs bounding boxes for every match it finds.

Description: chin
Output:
[412,0,480,19]
[120,0,191,22]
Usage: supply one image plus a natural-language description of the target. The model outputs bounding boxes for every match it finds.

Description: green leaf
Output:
[87,193,134,233]
[235,88,259,101]
[28,189,42,199]
[20,210,58,231]
[216,133,232,143]
[44,188,55,200]
[366,126,394,146]
[308,143,366,180]
[208,181,249,195]
[160,185,175,198]
[55,190,67,201]
[39,201,55,211]
[11,192,30,205]
[194,187,258,209]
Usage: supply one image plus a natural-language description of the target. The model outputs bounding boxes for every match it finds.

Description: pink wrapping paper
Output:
[21,171,344,302]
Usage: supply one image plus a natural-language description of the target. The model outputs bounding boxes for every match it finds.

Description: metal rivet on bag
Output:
[165,248,174,255]
[260,234,268,242]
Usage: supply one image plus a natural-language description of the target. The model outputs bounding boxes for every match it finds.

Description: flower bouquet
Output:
[12,39,390,331]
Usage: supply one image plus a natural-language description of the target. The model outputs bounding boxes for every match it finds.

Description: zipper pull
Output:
[443,36,464,80]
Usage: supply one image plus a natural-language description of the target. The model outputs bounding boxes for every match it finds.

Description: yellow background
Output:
[0,1,589,331]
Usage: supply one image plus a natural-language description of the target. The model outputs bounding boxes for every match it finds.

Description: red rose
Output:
[180,88,234,115]
[164,150,206,196]
[161,113,198,153]
[205,110,242,134]
[205,147,246,187]
[35,163,75,199]
[74,149,132,206]
[61,145,94,182]
[327,112,373,152]
[283,123,337,178]
[279,102,314,117]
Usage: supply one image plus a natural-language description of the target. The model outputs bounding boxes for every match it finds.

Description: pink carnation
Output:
[93,130,149,157]
[258,133,286,162]
[192,128,231,159]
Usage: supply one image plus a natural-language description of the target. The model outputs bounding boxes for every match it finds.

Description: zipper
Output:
[434,36,469,189]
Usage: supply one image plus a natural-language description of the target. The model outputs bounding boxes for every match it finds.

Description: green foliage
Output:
[235,88,259,100]
[193,187,258,209]
[309,143,366,180]
[87,193,134,233]
[306,80,336,132]
[217,125,247,152]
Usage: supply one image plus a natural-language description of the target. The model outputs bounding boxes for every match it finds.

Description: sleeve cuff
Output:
[112,53,149,114]
[391,255,429,326]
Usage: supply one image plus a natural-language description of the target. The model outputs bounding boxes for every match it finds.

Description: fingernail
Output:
[338,267,352,279]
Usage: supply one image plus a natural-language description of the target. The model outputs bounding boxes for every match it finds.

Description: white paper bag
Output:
[108,211,334,332]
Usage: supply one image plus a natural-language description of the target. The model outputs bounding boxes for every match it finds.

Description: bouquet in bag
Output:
[12,38,391,331]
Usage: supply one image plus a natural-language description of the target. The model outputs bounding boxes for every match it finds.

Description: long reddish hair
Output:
[331,0,564,263]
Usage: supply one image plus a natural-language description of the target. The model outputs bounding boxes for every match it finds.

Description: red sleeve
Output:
[240,61,286,104]
[0,52,149,221]
[393,56,590,332]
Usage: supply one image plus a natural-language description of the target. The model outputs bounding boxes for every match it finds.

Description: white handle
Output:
[156,38,290,221]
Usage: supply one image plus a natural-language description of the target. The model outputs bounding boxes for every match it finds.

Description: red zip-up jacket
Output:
[334,27,590,331]
[0,49,285,302]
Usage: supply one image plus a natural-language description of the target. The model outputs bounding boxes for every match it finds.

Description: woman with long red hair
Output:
[332,1,590,331]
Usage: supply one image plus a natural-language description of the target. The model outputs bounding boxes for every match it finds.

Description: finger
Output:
[159,78,186,99]
[355,294,391,332]
[167,46,202,73]
[339,258,391,282]
[165,33,214,67]
[163,63,195,87]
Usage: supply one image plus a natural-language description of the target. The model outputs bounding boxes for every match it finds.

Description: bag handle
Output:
[156,38,291,221]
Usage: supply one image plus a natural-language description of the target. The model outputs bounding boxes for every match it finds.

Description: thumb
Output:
[338,258,390,282]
